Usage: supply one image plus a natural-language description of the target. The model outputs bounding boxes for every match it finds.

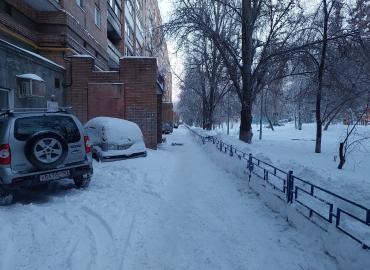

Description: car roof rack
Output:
[0,107,72,116]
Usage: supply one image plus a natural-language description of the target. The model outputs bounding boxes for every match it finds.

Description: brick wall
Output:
[162,102,174,124]
[120,57,159,149]
[63,56,160,150]
[0,1,109,70]
[60,0,108,53]
[157,94,162,143]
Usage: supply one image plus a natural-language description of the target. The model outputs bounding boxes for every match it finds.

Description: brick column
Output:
[66,56,94,122]
[120,57,158,149]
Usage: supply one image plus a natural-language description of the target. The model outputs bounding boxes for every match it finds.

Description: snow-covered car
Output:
[162,122,173,134]
[84,117,147,161]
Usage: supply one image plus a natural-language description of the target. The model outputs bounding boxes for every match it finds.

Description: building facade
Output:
[0,0,173,149]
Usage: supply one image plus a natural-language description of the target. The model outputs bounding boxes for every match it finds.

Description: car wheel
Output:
[74,175,91,189]
[92,153,100,162]
[25,131,68,170]
[0,186,13,206]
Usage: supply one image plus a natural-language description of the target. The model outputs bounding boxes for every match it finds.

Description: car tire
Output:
[73,175,91,189]
[25,131,68,170]
[0,185,13,206]
[92,153,100,162]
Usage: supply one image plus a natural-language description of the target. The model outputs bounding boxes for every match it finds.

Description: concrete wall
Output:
[0,38,65,109]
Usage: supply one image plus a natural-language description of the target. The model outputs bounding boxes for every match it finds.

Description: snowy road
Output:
[0,127,337,270]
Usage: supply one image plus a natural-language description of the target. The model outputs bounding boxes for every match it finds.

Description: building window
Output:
[0,88,10,109]
[76,0,83,8]
[17,80,45,98]
[95,5,101,28]
[16,75,45,98]
[54,78,60,89]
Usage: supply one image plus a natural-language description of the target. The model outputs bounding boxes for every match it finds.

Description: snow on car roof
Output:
[85,117,144,143]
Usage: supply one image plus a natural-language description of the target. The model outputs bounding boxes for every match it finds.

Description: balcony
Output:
[23,0,60,11]
[107,5,122,41]
[107,40,121,69]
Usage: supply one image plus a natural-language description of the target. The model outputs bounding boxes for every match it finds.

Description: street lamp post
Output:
[259,87,263,140]
[227,90,230,135]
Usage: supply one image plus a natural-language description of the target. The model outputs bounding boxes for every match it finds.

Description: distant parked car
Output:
[0,109,93,205]
[162,123,173,134]
[174,122,179,129]
[84,117,147,162]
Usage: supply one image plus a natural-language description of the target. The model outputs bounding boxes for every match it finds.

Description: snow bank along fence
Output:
[186,126,370,250]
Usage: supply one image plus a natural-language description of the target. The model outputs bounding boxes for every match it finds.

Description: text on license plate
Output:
[40,170,70,182]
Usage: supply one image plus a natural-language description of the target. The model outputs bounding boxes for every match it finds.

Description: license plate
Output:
[39,170,70,182]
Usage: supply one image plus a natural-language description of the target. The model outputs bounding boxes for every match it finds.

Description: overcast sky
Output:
[158,0,182,103]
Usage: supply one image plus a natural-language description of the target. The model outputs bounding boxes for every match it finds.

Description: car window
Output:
[14,115,81,143]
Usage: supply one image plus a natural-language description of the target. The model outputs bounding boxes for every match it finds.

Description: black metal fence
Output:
[186,126,370,250]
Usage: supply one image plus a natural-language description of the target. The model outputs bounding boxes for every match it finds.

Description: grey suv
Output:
[0,109,93,205]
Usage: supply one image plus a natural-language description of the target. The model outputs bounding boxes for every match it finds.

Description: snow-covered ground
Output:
[211,122,370,207]
[0,127,338,270]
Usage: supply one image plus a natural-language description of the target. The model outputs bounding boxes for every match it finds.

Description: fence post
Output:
[230,145,233,157]
[286,170,294,203]
[336,208,341,227]
[328,204,334,223]
[248,154,253,182]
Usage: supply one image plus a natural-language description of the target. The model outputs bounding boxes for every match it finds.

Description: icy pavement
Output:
[0,127,338,270]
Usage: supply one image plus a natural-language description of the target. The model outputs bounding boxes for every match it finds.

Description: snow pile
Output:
[212,122,370,207]
[188,125,370,270]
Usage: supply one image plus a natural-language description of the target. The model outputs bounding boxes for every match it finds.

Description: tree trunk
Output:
[240,104,253,143]
[264,93,274,131]
[205,109,213,130]
[239,0,253,143]
[338,142,346,169]
[315,0,329,153]
[294,115,297,129]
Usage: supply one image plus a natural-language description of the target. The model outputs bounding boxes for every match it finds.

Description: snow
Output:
[189,124,370,269]
[69,54,94,58]
[16,73,44,82]
[85,117,144,144]
[85,117,146,157]
[0,127,339,270]
[0,39,65,70]
[210,122,370,207]
[121,56,157,59]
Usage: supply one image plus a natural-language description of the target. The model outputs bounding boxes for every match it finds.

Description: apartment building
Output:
[0,0,173,149]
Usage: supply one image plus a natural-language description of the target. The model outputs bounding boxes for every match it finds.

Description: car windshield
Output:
[14,115,81,143]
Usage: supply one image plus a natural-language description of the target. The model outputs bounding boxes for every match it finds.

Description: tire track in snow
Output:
[118,214,136,270]
[81,206,114,240]
[81,205,117,270]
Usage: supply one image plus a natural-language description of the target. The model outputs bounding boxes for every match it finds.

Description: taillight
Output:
[84,136,92,154]
[0,144,11,165]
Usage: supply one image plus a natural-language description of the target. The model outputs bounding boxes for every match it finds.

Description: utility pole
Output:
[259,88,263,140]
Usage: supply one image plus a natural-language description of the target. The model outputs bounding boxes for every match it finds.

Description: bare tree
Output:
[166,0,302,143]
[338,99,370,169]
